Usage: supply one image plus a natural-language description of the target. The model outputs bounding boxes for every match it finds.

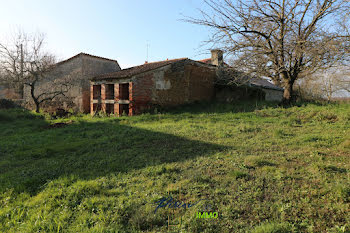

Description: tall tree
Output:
[186,0,350,104]
[0,31,72,112]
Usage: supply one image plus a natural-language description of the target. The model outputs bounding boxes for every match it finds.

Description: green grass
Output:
[0,101,349,232]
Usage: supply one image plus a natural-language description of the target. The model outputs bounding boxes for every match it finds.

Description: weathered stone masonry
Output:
[23,53,120,113]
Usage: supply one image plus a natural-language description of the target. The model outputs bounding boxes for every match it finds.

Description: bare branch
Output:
[184,0,350,103]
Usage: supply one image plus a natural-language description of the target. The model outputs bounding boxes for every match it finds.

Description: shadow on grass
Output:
[165,101,280,115]
[0,109,227,195]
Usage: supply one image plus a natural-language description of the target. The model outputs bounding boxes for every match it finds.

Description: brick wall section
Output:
[101,84,106,112]
[129,82,133,116]
[186,64,216,101]
[153,66,189,106]
[151,62,216,106]
[81,56,120,112]
[114,84,120,116]
[131,73,154,114]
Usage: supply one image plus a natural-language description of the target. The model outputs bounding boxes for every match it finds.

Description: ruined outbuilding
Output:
[90,58,217,116]
[23,53,121,113]
[90,50,284,116]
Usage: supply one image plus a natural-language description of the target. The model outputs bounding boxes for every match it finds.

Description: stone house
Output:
[23,53,121,113]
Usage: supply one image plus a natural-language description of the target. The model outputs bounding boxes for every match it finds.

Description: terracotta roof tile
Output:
[198,58,212,64]
[92,58,188,80]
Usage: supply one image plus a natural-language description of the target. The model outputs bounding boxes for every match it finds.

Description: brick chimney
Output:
[211,49,224,66]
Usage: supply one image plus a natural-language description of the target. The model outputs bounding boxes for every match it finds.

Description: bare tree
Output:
[186,0,350,104]
[0,32,27,98]
[0,31,72,112]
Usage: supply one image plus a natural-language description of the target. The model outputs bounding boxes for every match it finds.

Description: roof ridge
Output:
[92,58,189,81]
[143,57,188,65]
[120,58,188,71]
[79,52,119,63]
[56,52,119,66]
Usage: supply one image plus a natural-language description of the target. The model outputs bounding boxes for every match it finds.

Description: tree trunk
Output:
[29,82,40,113]
[35,102,40,113]
[272,79,282,87]
[282,81,294,105]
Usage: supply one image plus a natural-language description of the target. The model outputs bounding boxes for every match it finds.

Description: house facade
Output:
[23,53,121,113]
[90,58,217,116]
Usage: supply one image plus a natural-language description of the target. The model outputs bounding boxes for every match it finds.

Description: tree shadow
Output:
[0,110,227,195]
[166,100,280,115]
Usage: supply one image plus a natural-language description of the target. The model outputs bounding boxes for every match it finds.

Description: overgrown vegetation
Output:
[0,101,349,232]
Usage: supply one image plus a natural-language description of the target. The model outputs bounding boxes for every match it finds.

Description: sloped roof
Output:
[90,55,283,91]
[56,52,120,66]
[249,77,284,91]
[216,69,283,91]
[198,58,230,67]
[199,58,212,64]
[92,58,188,80]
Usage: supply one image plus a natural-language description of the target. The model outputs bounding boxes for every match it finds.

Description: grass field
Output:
[0,101,349,232]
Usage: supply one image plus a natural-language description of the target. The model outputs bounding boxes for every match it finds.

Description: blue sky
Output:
[0,0,213,68]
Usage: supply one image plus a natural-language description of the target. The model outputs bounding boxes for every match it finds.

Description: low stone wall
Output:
[215,85,265,102]
[262,88,283,102]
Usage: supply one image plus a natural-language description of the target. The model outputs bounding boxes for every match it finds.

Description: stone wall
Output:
[215,85,266,102]
[23,54,120,113]
[262,88,284,102]
[131,73,154,114]
[215,85,283,102]
[23,56,83,112]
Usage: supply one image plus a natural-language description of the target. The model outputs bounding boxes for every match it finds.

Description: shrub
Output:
[0,99,19,109]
